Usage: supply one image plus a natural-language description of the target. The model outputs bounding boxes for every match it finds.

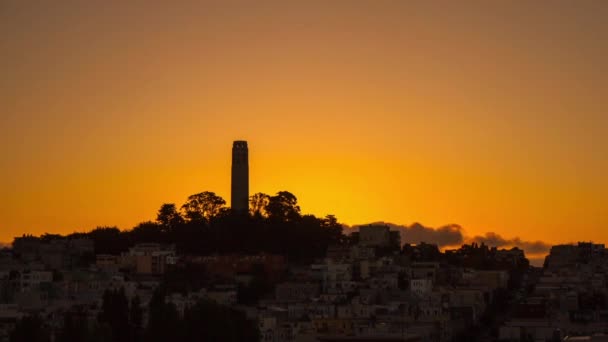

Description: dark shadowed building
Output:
[181,254,287,282]
[231,140,249,213]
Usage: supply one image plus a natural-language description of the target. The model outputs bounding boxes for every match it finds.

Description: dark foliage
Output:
[237,264,272,305]
[40,190,346,264]
[56,308,90,342]
[146,287,259,342]
[162,263,209,294]
[181,299,259,342]
[145,287,182,342]
[97,288,142,342]
[156,203,185,232]
[10,315,50,342]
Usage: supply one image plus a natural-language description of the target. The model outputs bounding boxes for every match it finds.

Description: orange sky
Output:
[1,1,607,247]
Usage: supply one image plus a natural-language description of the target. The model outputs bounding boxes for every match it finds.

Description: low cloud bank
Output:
[467,232,551,255]
[349,222,552,258]
[352,222,465,247]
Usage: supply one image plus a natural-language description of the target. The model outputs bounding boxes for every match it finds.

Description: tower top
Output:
[233,140,248,149]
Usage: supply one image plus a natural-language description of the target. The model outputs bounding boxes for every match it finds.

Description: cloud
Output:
[351,222,465,247]
[468,232,551,255]
[347,222,552,258]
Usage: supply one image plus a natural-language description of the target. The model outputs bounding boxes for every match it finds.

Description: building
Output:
[231,140,249,213]
[410,278,433,297]
[19,270,52,292]
[124,243,176,275]
[185,254,287,281]
[96,254,120,272]
[0,304,22,341]
[357,225,401,249]
[275,282,320,303]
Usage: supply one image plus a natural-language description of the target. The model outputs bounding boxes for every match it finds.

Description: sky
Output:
[1,1,607,258]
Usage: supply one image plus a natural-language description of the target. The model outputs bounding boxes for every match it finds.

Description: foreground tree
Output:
[57,309,89,342]
[130,296,143,342]
[10,315,50,342]
[98,288,130,342]
[182,299,259,341]
[146,288,182,342]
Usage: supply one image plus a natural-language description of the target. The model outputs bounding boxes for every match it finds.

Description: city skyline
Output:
[0,139,577,264]
[1,2,607,254]
[2,3,608,340]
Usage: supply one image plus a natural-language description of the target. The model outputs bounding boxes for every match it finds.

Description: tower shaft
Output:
[231,141,249,213]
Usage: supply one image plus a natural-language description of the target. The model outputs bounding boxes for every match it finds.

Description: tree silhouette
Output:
[156,203,184,232]
[129,221,164,244]
[266,191,301,222]
[321,214,345,243]
[88,226,129,255]
[10,315,50,342]
[130,296,143,342]
[181,192,226,223]
[146,287,182,342]
[182,299,260,342]
[56,309,89,342]
[249,192,270,218]
[15,189,348,264]
[98,288,130,342]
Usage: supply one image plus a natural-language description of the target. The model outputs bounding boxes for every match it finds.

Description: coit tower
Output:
[231,140,249,213]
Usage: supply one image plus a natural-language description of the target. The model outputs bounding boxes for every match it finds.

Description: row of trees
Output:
[41,191,344,263]
[11,287,258,342]
[156,190,306,227]
[146,287,258,342]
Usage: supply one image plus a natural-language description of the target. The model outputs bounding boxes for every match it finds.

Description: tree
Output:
[266,191,301,222]
[57,309,89,342]
[181,192,226,223]
[156,203,184,232]
[249,193,270,218]
[129,221,164,243]
[146,287,182,342]
[88,226,128,255]
[98,288,130,342]
[321,214,344,244]
[130,296,143,342]
[182,299,260,342]
[321,214,338,228]
[10,315,50,342]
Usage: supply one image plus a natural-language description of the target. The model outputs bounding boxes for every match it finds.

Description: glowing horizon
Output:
[1,2,606,254]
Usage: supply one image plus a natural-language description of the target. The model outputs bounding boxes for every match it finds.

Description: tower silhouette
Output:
[231,141,249,213]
